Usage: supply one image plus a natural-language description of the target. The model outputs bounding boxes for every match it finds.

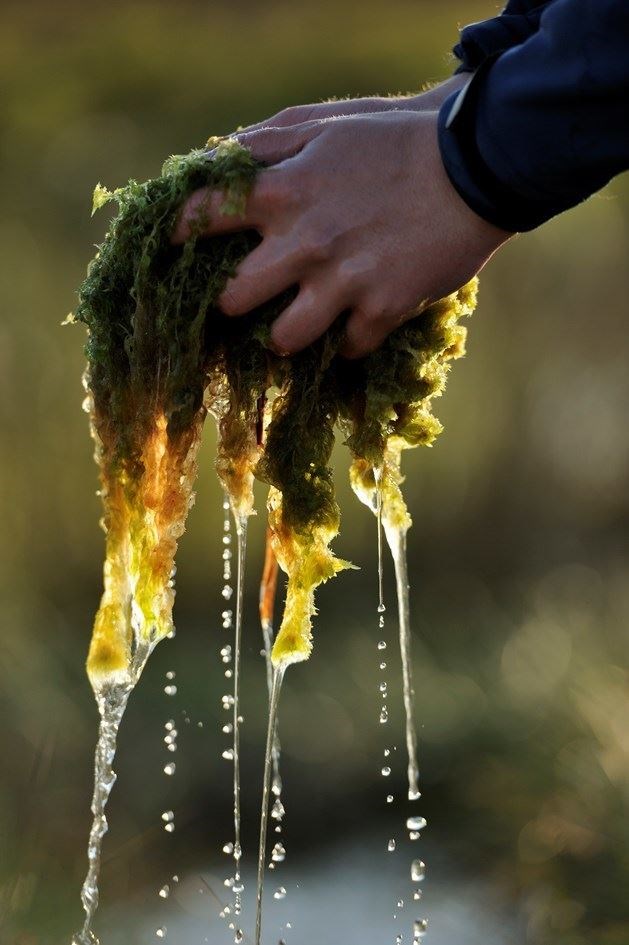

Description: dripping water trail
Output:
[231,511,248,920]
[385,525,420,802]
[259,529,282,799]
[72,642,151,945]
[255,663,286,945]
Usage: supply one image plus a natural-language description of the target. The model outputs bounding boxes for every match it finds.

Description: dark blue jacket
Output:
[438,0,629,231]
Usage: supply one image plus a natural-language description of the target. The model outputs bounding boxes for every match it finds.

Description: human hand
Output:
[235,74,469,135]
[172,109,511,358]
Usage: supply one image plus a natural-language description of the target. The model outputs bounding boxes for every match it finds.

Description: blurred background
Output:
[1,1,629,943]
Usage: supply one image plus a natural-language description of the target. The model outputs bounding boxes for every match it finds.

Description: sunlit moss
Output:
[76,138,476,684]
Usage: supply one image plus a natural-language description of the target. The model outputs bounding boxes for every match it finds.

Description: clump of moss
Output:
[75,137,476,687]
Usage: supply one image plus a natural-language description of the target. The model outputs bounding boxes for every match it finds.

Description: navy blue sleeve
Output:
[453,0,552,72]
[439,0,629,232]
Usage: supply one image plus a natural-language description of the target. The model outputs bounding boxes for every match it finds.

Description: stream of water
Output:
[384,524,420,803]
[254,663,287,945]
[72,641,152,945]
[229,513,248,933]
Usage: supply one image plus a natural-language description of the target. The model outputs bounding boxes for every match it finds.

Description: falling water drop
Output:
[158,885,170,899]
[163,763,176,777]
[387,839,396,853]
[156,928,166,939]
[411,860,426,883]
[273,886,287,900]
[413,918,429,941]
[406,816,427,833]
[381,766,391,777]
[271,842,286,863]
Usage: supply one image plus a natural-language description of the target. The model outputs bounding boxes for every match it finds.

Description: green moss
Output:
[76,137,476,668]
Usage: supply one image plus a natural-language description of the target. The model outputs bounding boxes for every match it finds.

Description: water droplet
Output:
[409,787,422,802]
[379,707,389,724]
[271,798,285,820]
[386,794,394,803]
[377,603,386,613]
[156,929,166,940]
[163,763,176,776]
[379,682,387,694]
[164,823,175,833]
[379,615,385,628]
[159,884,170,899]
[222,748,235,761]
[397,899,404,909]
[381,766,391,777]
[379,661,387,670]
[222,694,235,708]
[165,719,175,730]
[165,670,176,680]
[413,918,429,940]
[273,886,287,900]
[225,669,233,679]
[164,685,177,696]
[172,875,179,883]
[271,842,286,862]
[407,816,427,833]
[413,889,423,901]
[222,585,233,600]
[221,645,232,662]
[222,723,233,734]
[387,839,396,852]
[411,859,426,882]
[377,640,387,651]
[161,810,174,823]
[234,930,243,944]
[384,748,390,757]
[396,936,403,945]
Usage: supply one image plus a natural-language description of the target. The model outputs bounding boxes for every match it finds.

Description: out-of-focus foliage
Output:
[1,2,628,944]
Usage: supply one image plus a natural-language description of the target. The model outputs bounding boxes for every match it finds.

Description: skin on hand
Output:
[234,74,470,134]
[172,107,511,359]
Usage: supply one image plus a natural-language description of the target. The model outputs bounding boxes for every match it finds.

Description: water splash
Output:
[255,663,286,945]
[72,641,151,944]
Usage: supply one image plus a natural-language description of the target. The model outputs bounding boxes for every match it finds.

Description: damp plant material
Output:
[71,134,477,942]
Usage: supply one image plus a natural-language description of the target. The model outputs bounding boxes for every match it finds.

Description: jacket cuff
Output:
[438,59,567,233]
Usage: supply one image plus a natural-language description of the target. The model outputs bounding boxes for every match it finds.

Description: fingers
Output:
[237,103,323,135]
[171,123,323,245]
[171,186,255,244]
[339,308,392,359]
[218,238,303,316]
[234,121,325,165]
[269,283,344,355]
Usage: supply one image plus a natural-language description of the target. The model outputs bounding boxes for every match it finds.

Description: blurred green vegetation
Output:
[1,1,629,944]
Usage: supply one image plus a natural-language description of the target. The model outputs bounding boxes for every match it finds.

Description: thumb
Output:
[233,120,326,165]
